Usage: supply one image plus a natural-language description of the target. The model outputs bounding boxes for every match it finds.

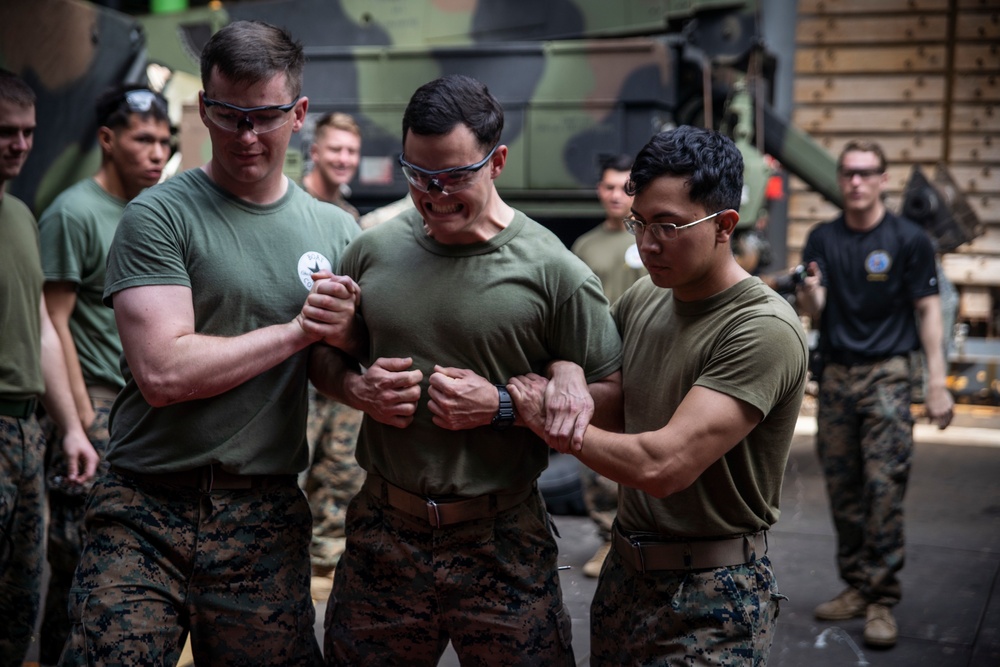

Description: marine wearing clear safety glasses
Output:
[202,96,301,134]
[398,143,499,195]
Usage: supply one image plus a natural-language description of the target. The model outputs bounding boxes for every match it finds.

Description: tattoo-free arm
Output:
[914,294,954,428]
[114,278,356,407]
[43,281,94,429]
[571,386,760,498]
[39,296,99,484]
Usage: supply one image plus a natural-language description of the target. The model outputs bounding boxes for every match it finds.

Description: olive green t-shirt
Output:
[571,223,646,304]
[613,276,807,536]
[0,194,44,399]
[341,208,623,497]
[103,169,359,474]
[39,178,126,390]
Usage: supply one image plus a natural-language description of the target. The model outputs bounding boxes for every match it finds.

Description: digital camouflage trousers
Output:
[60,469,323,667]
[817,356,913,606]
[0,413,45,665]
[590,541,782,666]
[39,394,114,665]
[324,484,574,666]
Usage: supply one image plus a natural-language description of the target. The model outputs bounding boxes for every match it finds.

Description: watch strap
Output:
[491,383,516,430]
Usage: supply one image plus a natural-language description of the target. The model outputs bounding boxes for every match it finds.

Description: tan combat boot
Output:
[863,604,898,647]
[582,541,612,578]
[814,587,867,620]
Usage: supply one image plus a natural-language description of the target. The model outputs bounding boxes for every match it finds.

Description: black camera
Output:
[773,264,807,295]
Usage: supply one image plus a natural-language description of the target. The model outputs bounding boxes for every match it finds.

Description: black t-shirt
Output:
[802,210,938,357]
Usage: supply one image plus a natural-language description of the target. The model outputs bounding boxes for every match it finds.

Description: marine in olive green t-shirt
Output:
[39,178,127,391]
[612,276,807,537]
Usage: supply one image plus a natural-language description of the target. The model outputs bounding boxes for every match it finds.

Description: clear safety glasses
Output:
[398,143,499,195]
[202,96,300,135]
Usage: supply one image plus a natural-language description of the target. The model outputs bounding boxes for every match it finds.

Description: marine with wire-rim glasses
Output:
[511,126,808,666]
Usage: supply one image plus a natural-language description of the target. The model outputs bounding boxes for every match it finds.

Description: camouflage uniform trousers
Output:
[38,392,114,665]
[324,484,575,666]
[60,468,323,667]
[304,388,364,572]
[816,356,913,606]
[590,538,782,666]
[0,413,45,665]
[582,468,617,541]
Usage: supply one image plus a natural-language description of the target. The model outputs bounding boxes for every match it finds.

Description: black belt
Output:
[112,464,297,492]
[825,349,900,367]
[612,523,767,572]
[364,473,535,529]
[0,397,37,419]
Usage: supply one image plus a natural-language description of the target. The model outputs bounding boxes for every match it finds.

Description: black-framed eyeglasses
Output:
[202,95,301,135]
[398,143,499,195]
[838,168,884,180]
[123,89,168,115]
[624,210,727,242]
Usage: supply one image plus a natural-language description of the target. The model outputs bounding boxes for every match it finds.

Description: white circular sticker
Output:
[298,251,333,290]
[625,243,643,269]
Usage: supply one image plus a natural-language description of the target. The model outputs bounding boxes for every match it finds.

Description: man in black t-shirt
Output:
[796,140,954,649]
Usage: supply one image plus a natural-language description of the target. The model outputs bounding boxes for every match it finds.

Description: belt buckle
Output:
[426,498,442,528]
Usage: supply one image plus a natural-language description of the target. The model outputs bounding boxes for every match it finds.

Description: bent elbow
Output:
[639,467,696,500]
[133,370,189,408]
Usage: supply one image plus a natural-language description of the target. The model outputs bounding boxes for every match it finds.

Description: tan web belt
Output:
[613,523,767,572]
[363,473,534,529]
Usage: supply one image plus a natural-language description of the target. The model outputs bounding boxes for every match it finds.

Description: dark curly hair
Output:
[626,126,743,213]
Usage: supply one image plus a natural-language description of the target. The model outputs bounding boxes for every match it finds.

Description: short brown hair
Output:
[200,21,305,98]
[314,112,361,142]
[838,139,887,174]
[0,68,36,108]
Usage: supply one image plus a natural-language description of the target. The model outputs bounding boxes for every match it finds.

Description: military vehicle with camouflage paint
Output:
[2,0,842,260]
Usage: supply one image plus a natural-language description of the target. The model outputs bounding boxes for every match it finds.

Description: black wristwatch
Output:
[491,383,516,431]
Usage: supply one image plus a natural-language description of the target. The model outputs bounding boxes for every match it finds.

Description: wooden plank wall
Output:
[789,0,1000,332]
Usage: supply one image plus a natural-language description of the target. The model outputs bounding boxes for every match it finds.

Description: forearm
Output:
[52,318,93,426]
[590,373,624,432]
[309,344,361,406]
[917,297,948,388]
[39,314,87,441]
[574,426,682,498]
[796,284,825,321]
[129,320,315,407]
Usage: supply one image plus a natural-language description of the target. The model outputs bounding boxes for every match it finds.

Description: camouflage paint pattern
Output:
[61,469,323,667]
[816,356,914,607]
[5,0,841,233]
[590,543,782,666]
[0,414,46,665]
[324,486,574,666]
[0,0,146,215]
[304,388,364,572]
[38,395,114,665]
